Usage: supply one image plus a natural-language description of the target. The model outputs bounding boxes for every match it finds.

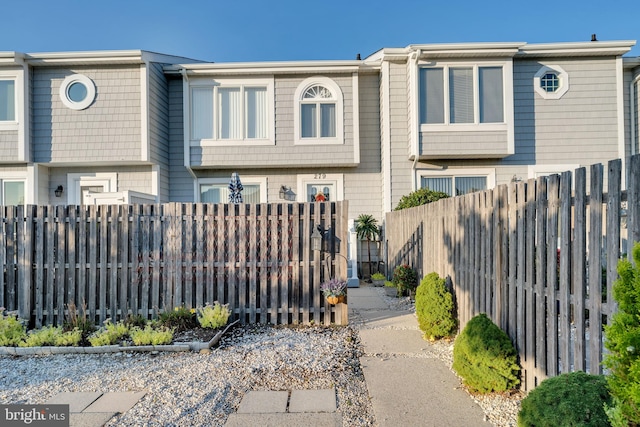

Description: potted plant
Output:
[392,264,418,297]
[371,272,386,287]
[384,280,398,297]
[320,278,347,305]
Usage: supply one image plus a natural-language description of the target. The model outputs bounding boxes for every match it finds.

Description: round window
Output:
[59,74,96,110]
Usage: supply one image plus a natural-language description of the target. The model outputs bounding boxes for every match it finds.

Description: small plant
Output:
[129,325,173,345]
[0,309,26,346]
[197,302,231,329]
[124,314,148,329]
[394,187,449,211]
[603,242,640,425]
[384,280,395,287]
[158,306,198,333]
[54,328,83,346]
[392,264,418,295]
[415,272,457,341]
[20,325,62,347]
[371,272,386,280]
[64,301,95,344]
[518,371,611,427]
[320,278,347,297]
[88,320,129,347]
[452,313,520,393]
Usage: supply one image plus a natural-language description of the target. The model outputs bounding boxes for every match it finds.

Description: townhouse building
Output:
[0,40,638,231]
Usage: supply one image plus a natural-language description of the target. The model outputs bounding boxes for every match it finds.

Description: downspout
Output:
[180,68,197,181]
[410,49,422,191]
[631,73,640,156]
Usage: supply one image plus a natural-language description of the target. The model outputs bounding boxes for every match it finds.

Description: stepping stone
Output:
[70,412,118,427]
[45,392,103,413]
[83,391,146,414]
[289,389,336,413]
[237,391,288,414]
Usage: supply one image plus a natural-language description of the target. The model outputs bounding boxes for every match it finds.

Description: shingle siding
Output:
[32,65,142,163]
[0,131,19,160]
[387,61,412,208]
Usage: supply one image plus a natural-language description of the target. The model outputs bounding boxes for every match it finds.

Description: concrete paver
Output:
[236,390,289,413]
[45,391,102,413]
[357,310,419,329]
[82,391,146,414]
[69,412,118,427]
[225,412,342,427]
[358,328,428,354]
[289,389,336,413]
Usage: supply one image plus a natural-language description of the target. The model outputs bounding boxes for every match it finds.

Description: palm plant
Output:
[355,214,380,278]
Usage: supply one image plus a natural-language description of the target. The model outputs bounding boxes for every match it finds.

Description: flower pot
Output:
[326,295,340,305]
[372,279,385,287]
[385,287,398,297]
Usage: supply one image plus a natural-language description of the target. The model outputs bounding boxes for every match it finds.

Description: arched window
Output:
[294,77,343,145]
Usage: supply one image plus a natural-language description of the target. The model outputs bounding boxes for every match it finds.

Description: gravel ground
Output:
[0,290,522,426]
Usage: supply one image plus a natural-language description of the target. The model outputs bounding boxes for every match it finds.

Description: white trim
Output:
[66,173,117,205]
[188,77,275,146]
[296,174,344,202]
[616,57,626,188]
[504,60,515,155]
[0,171,28,205]
[26,165,36,204]
[533,65,569,100]
[352,72,360,164]
[0,70,21,132]
[381,61,392,213]
[151,165,159,201]
[409,52,420,157]
[416,167,496,193]
[195,176,268,203]
[293,76,344,146]
[140,63,149,162]
[59,74,96,110]
[528,164,580,179]
[182,71,191,172]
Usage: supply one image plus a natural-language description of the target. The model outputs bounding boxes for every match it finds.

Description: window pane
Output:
[242,185,261,204]
[307,183,334,202]
[421,177,452,196]
[0,80,15,121]
[301,104,317,138]
[200,183,261,203]
[218,88,242,139]
[245,87,267,139]
[455,176,486,196]
[419,69,444,124]
[479,67,504,123]
[3,181,24,205]
[191,88,213,139]
[449,68,474,124]
[320,104,335,137]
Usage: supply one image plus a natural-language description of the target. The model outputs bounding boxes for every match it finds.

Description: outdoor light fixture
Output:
[54,185,64,197]
[310,225,323,252]
[279,185,295,201]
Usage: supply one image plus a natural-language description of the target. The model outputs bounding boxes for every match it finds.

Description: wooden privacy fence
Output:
[0,201,349,328]
[386,155,640,391]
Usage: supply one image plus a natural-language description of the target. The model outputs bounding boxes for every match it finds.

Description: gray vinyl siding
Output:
[190,74,357,168]
[148,62,170,200]
[36,164,49,205]
[167,78,193,202]
[387,61,412,209]
[0,130,19,160]
[32,65,142,163]
[420,130,509,158]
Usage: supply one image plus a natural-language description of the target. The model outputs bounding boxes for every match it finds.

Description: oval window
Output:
[59,74,96,110]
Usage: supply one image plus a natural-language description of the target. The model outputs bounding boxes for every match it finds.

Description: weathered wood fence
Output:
[0,201,349,327]
[386,155,640,391]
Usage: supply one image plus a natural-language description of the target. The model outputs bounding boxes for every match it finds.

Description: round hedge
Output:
[415,272,457,341]
[518,371,612,427]
[452,313,520,393]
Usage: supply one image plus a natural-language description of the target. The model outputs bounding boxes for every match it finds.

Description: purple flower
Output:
[320,279,347,297]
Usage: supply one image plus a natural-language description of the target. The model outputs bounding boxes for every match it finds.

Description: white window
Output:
[197,177,267,203]
[294,77,344,145]
[67,173,117,205]
[59,74,96,110]
[534,65,569,100]
[0,79,15,122]
[0,179,25,205]
[190,78,274,145]
[417,168,495,197]
[297,174,344,202]
[420,65,504,125]
[528,164,579,179]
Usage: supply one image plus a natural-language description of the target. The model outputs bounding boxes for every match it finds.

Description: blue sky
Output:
[2,0,639,61]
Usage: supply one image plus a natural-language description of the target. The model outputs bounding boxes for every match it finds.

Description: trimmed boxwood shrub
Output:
[452,313,520,393]
[415,272,457,341]
[394,187,449,211]
[518,371,611,427]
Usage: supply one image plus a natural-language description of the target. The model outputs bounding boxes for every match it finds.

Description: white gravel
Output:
[0,325,375,426]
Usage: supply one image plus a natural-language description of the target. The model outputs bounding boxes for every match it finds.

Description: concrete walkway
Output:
[45,391,146,427]
[349,284,490,427]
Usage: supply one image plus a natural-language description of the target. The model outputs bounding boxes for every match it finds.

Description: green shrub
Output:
[371,272,386,280]
[129,325,173,345]
[197,302,231,329]
[452,313,520,393]
[518,371,611,427]
[20,325,62,347]
[54,328,82,346]
[415,272,457,341]
[0,313,26,346]
[88,320,129,346]
[158,306,197,332]
[394,187,449,211]
[603,242,640,425]
[392,264,418,295]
